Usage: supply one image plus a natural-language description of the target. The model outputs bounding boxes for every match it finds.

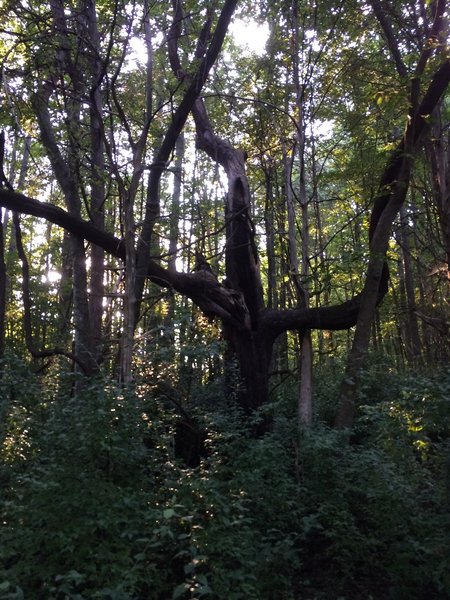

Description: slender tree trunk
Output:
[0,209,6,445]
[399,206,422,361]
[426,112,450,279]
[290,6,314,427]
[168,133,184,274]
[0,214,5,368]
[52,0,97,376]
[263,162,277,310]
[311,130,332,360]
[396,255,410,362]
[117,0,156,384]
[0,134,31,368]
[58,231,73,344]
[283,138,313,425]
[164,133,185,365]
[86,0,105,362]
[120,189,136,384]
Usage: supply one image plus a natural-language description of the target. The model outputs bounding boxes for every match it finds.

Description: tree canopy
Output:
[1,0,448,417]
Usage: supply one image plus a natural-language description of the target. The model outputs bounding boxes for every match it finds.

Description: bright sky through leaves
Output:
[229,19,269,55]
[129,18,269,63]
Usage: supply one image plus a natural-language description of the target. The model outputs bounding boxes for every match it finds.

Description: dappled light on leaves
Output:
[0,0,449,596]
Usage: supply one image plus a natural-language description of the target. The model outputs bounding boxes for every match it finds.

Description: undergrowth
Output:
[1,355,449,599]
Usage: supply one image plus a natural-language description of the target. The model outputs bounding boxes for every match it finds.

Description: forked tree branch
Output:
[134,0,239,306]
[0,187,367,336]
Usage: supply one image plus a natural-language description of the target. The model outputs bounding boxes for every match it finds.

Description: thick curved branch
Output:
[262,297,361,337]
[0,189,249,330]
[0,190,125,257]
[335,56,450,429]
[0,188,377,336]
[370,58,450,242]
[268,58,450,340]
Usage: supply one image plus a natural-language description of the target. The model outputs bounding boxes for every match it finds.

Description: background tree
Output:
[1,3,450,597]
[0,0,448,424]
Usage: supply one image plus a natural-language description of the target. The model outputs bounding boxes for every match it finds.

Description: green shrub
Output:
[1,357,450,599]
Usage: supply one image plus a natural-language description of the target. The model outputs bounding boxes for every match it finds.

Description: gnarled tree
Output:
[0,0,449,426]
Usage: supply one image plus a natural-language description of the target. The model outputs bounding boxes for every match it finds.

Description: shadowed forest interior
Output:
[0,0,449,598]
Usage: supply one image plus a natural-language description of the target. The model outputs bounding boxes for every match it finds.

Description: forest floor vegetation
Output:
[1,355,449,599]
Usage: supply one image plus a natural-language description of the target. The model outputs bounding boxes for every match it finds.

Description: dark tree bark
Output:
[192,103,270,410]
[0,214,5,368]
[426,109,450,280]
[0,131,9,368]
[134,0,239,309]
[335,51,450,429]
[1,2,450,419]
[84,0,106,363]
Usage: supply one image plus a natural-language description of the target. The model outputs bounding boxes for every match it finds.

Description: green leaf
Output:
[172,583,189,599]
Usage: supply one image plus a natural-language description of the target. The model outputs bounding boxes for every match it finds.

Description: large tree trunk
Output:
[166,2,268,412]
[335,0,450,429]
[224,326,273,413]
[192,100,268,410]
[335,81,450,428]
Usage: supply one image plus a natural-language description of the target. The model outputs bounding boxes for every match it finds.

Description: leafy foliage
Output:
[1,357,450,599]
[0,2,449,596]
